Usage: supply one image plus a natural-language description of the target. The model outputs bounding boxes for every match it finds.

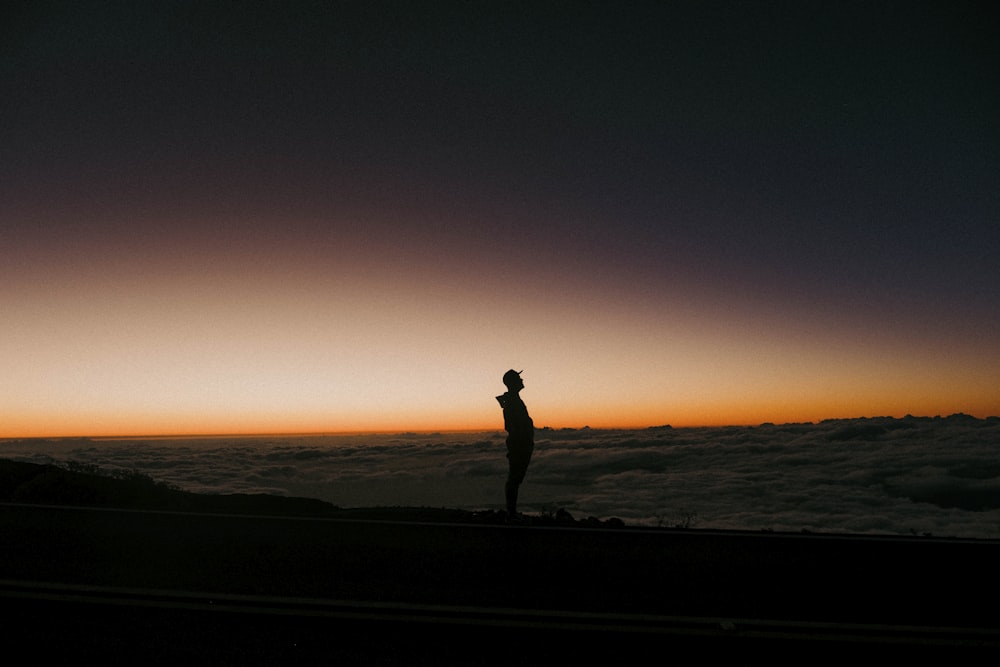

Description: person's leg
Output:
[505,478,519,515]
[505,441,534,516]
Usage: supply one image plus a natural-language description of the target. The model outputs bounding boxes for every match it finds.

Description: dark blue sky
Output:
[5,1,996,292]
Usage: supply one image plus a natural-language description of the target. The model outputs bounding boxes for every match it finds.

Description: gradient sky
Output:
[2,1,997,437]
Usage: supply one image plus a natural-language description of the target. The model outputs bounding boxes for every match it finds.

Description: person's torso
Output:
[502,392,533,436]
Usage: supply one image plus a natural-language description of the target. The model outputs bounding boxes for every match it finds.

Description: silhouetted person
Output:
[496,369,534,520]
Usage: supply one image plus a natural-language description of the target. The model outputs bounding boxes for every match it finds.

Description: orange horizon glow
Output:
[4,226,998,442]
[4,235,997,441]
[4,402,998,440]
[3,191,998,444]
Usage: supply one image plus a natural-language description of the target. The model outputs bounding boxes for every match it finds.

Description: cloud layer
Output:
[4,416,999,538]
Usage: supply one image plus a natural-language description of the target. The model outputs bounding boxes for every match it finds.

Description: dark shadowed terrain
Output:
[0,458,623,526]
[2,459,999,663]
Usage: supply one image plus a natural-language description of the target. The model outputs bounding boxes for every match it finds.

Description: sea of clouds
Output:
[4,415,999,539]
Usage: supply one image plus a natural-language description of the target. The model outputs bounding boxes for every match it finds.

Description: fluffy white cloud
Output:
[4,416,998,538]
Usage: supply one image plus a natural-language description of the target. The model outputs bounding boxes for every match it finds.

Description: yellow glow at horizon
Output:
[2,215,998,439]
[3,291,996,437]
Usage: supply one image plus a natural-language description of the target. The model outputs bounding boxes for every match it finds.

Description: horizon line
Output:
[2,412,995,441]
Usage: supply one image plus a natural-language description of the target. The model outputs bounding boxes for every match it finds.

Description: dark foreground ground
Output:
[1,460,999,663]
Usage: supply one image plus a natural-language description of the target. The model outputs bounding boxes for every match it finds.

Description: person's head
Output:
[502,369,524,391]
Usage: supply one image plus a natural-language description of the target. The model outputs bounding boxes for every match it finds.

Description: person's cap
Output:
[502,369,523,387]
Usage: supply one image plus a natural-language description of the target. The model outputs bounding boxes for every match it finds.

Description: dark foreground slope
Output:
[0,458,337,516]
[0,458,620,526]
[2,460,999,663]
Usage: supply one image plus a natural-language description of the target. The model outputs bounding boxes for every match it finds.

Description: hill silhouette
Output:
[0,459,338,516]
[0,459,625,527]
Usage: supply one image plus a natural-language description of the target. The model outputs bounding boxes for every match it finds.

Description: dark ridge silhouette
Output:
[0,459,628,528]
[0,459,336,517]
